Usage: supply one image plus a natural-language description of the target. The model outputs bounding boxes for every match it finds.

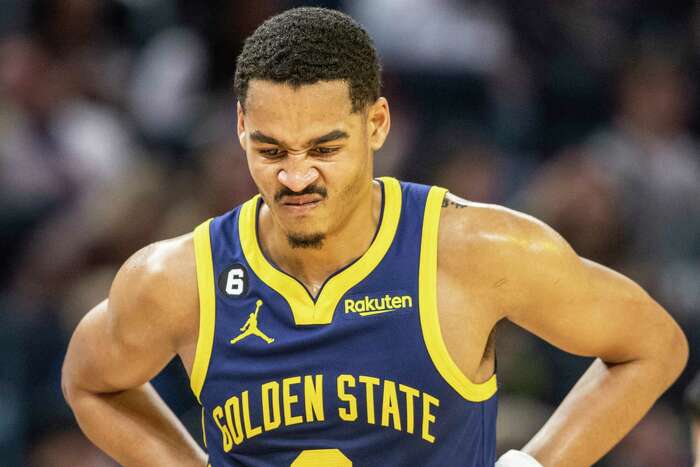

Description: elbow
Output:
[61,352,86,410]
[61,358,76,408]
[670,323,689,379]
[658,321,689,388]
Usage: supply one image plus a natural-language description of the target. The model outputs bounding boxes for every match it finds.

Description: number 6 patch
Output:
[218,263,249,297]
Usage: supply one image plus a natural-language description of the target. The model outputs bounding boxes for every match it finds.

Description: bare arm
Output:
[444,194,688,466]
[508,228,687,466]
[62,237,207,466]
[516,260,686,466]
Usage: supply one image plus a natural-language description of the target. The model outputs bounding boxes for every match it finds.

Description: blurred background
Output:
[0,0,699,465]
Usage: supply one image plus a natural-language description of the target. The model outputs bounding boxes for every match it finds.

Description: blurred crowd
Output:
[1,1,699,466]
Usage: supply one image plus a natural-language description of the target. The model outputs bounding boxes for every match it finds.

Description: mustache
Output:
[274,185,328,203]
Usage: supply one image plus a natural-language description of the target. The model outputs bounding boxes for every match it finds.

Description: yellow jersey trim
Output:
[418,187,497,402]
[201,407,207,448]
[191,219,216,403]
[239,177,402,325]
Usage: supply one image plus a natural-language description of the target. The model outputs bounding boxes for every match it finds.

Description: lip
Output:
[279,197,323,214]
[280,194,323,205]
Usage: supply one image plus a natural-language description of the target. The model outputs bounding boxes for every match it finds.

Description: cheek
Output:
[326,158,370,204]
[320,158,362,199]
[331,139,371,175]
[246,157,278,196]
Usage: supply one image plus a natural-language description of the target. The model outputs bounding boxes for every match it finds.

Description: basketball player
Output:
[62,8,688,467]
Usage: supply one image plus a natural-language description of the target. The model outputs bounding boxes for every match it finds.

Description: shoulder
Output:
[438,192,572,255]
[117,233,196,289]
[109,232,198,351]
[437,192,580,316]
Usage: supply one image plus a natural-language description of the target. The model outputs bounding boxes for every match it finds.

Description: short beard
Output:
[287,232,325,249]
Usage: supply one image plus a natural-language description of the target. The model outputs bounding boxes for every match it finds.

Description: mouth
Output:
[279,195,324,213]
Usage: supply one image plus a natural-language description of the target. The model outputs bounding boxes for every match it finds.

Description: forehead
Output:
[244,80,359,144]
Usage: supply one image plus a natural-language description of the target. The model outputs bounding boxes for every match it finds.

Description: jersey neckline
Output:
[238,177,403,325]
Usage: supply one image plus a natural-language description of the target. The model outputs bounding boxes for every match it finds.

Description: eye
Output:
[259,148,284,158]
[312,147,339,155]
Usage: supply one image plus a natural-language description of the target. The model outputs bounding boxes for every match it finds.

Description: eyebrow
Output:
[249,129,349,146]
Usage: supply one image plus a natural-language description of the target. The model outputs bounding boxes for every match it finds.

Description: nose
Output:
[277,153,319,193]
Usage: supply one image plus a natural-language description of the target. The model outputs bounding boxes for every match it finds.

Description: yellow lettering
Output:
[344,299,355,313]
[212,406,233,452]
[358,375,380,424]
[292,449,352,466]
[381,379,401,431]
[422,393,439,443]
[283,376,303,426]
[261,381,281,431]
[399,384,419,434]
[402,295,412,308]
[224,395,245,445]
[337,374,357,421]
[382,295,391,308]
[304,375,325,422]
[241,390,262,439]
[391,296,402,308]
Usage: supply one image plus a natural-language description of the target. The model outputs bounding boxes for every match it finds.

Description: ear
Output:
[237,101,247,151]
[367,97,391,152]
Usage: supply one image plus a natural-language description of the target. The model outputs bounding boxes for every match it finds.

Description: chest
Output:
[186,180,500,466]
[179,277,495,387]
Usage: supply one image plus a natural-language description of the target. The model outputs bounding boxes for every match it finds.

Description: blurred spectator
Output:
[425,121,518,204]
[0,34,137,299]
[0,35,136,291]
[28,0,132,105]
[27,429,117,467]
[687,372,700,467]
[581,52,700,321]
[517,150,626,266]
[518,50,700,320]
[128,27,208,150]
[347,0,512,75]
[605,403,691,467]
[496,394,553,457]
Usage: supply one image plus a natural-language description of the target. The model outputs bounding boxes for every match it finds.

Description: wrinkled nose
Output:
[277,154,319,193]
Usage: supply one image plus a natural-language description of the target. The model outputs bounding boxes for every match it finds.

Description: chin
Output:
[287,231,326,249]
[278,208,328,233]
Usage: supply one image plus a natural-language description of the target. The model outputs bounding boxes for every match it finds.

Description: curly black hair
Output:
[234,7,381,113]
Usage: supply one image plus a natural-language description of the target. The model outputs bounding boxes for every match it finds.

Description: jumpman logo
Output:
[230,299,275,345]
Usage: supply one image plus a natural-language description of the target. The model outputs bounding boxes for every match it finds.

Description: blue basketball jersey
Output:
[190,177,498,467]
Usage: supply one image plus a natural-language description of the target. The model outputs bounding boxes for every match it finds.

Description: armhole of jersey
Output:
[191,219,216,403]
[418,187,498,402]
[201,407,208,448]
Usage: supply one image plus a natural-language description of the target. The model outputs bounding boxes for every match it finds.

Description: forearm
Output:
[66,382,207,467]
[522,357,676,466]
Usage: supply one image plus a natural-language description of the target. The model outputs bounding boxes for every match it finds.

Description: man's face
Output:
[237,79,389,247]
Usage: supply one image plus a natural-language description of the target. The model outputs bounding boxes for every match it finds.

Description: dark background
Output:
[1,1,699,465]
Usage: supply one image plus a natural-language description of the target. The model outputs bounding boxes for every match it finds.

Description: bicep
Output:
[503,225,678,364]
[64,298,175,394]
[63,244,186,394]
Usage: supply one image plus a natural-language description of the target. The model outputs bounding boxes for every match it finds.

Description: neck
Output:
[258,180,382,297]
